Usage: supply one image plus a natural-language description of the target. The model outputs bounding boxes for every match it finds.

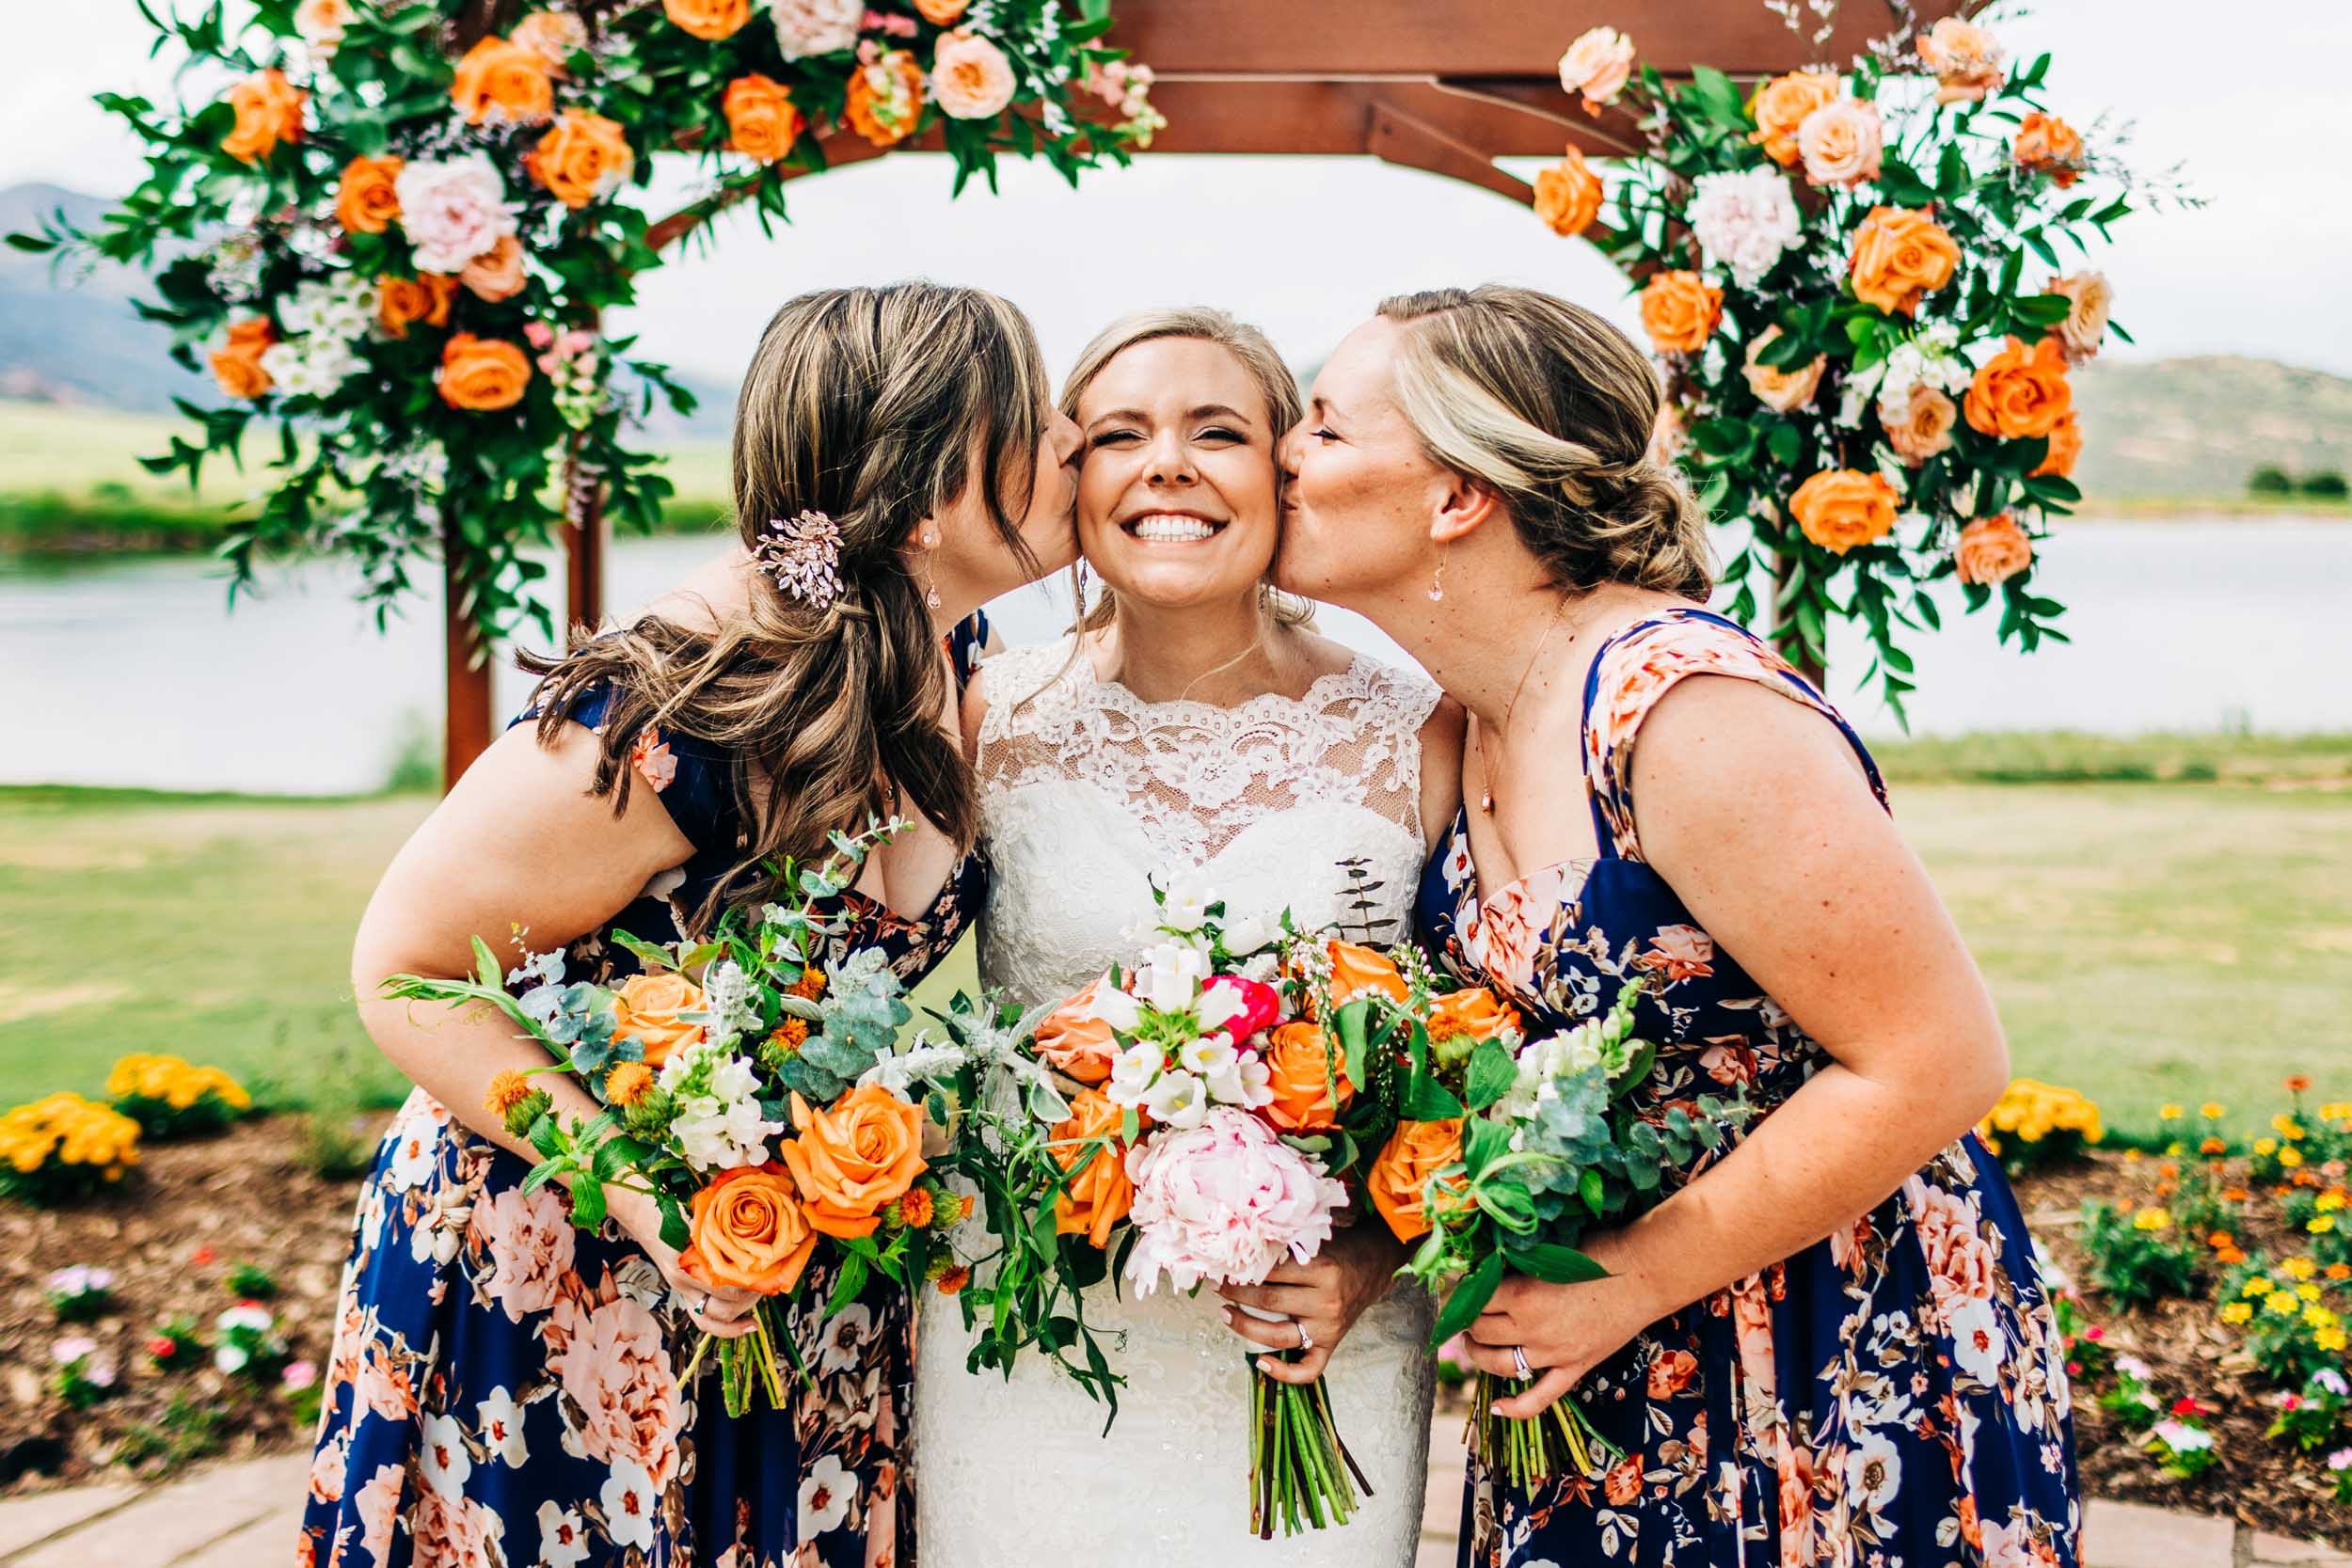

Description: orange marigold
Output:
[2286,1074,2312,1093]
[485,1069,533,1117]
[935,1264,971,1295]
[895,1187,937,1228]
[788,969,829,1002]
[605,1061,655,1106]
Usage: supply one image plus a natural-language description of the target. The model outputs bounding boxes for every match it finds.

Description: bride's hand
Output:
[1215,1223,1408,1384]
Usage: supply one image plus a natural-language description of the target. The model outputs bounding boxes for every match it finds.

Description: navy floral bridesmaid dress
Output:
[297,618,990,1568]
[1419,608,2078,1568]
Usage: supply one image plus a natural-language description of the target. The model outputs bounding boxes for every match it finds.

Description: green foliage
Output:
[2301,469,2349,499]
[114,1391,230,1472]
[2248,465,2296,496]
[225,1261,278,1299]
[2080,1200,2203,1307]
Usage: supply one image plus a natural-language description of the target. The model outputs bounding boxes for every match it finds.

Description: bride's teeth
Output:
[1131,515,1216,543]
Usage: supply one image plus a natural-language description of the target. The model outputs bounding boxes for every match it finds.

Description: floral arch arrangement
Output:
[16,0,1159,644]
[1534,11,2150,714]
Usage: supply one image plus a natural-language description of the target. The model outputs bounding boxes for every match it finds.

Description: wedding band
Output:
[1296,1322,1314,1353]
[1512,1344,1534,1381]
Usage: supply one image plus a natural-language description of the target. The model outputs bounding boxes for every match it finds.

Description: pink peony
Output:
[930,28,1016,119]
[1557,26,1635,106]
[1797,97,1883,190]
[1121,1107,1347,1293]
[548,1293,683,1487]
[473,1182,577,1323]
[1201,975,1279,1042]
[771,0,861,59]
[393,154,517,276]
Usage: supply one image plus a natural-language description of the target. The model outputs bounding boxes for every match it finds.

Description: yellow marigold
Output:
[2282,1257,2319,1281]
[605,1062,654,1106]
[2255,1138,2279,1156]
[2312,1215,2339,1234]
[485,1069,534,1117]
[2158,1103,2183,1120]
[2199,1101,2225,1120]
[2266,1291,2299,1316]
[2219,1301,2254,1325]
[768,1019,810,1053]
[2321,1327,2349,1354]
[2317,1192,2346,1212]
[2131,1207,2170,1232]
[2280,1147,2306,1168]
[2243,1275,2274,1298]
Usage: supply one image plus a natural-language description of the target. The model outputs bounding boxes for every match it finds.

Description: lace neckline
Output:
[1064,640,1389,726]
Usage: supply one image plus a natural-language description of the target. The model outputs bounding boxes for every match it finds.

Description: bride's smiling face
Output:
[1074,337,1281,611]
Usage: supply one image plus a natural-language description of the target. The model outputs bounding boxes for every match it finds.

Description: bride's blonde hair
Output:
[1057,306,1314,632]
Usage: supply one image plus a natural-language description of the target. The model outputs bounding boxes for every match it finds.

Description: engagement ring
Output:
[1296,1322,1314,1353]
[1511,1344,1534,1381]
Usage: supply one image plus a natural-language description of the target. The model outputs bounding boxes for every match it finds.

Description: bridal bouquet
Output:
[1372,974,1754,1485]
[381,820,977,1416]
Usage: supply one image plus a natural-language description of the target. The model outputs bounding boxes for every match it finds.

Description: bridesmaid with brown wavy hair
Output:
[299,281,1080,1568]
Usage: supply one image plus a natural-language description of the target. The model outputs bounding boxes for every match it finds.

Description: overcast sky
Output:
[5,0,2345,387]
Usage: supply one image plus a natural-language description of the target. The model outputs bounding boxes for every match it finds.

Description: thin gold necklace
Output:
[1476,594,1574,816]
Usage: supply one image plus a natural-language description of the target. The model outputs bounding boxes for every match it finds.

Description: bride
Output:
[912,308,1463,1563]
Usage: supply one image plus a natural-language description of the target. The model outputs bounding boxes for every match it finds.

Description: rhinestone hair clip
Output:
[754,510,843,608]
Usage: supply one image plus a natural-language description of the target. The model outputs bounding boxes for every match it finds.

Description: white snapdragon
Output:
[1687,166,1803,289]
[664,1048,785,1170]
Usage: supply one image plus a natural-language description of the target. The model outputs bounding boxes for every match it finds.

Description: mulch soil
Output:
[1,1124,2344,1546]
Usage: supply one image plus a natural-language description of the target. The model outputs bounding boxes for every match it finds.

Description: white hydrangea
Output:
[1687,166,1803,289]
[771,0,860,59]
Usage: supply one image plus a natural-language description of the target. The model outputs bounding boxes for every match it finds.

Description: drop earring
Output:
[921,527,943,610]
[1428,548,1446,602]
[1073,559,1089,620]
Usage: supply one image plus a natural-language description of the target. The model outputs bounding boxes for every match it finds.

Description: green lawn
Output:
[3,778,2345,1141]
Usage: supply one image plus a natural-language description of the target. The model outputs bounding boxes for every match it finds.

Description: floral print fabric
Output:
[1419,608,2079,1568]
[298,620,988,1568]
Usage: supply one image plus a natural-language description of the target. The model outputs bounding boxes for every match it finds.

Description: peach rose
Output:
[1050,1090,1134,1247]
[1327,940,1407,1008]
[1262,1022,1355,1132]
[294,0,353,55]
[1426,988,1522,1048]
[459,234,527,303]
[2032,413,2082,480]
[2042,271,2112,365]
[1883,383,1959,466]
[1964,335,2072,441]
[1556,25,1635,107]
[931,29,1016,120]
[1368,1118,1465,1243]
[846,50,927,147]
[723,74,804,164]
[1789,468,1899,555]
[528,110,636,209]
[1952,514,2034,588]
[914,0,970,21]
[511,11,588,71]
[1742,327,1825,415]
[548,1291,682,1485]
[1750,71,1838,166]
[664,0,751,40]
[1849,205,1959,316]
[209,317,275,400]
[1797,97,1882,190]
[682,1162,818,1294]
[1534,147,1604,238]
[1639,270,1724,356]
[377,274,459,339]
[1917,17,2004,105]
[450,37,553,127]
[2013,112,2084,187]
[608,971,706,1068]
[221,70,306,165]
[779,1085,927,1238]
[334,154,404,235]
[1034,976,1121,1085]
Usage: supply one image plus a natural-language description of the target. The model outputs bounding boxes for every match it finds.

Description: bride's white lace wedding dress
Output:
[911,635,1442,1566]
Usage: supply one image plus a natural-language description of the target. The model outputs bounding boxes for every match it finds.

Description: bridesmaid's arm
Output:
[349,719,759,1337]
[1464,673,2008,1417]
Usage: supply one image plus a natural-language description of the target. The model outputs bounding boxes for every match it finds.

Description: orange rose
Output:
[334,155,404,235]
[1742,327,1825,415]
[663,0,751,40]
[914,0,970,21]
[1639,271,1723,356]
[1849,206,1959,316]
[1034,978,1121,1085]
[511,11,588,71]
[1327,941,1407,1008]
[2013,112,2084,187]
[2042,271,2112,365]
[779,1085,928,1239]
[1789,468,1899,555]
[609,971,705,1067]
[2032,413,2082,480]
[846,50,927,148]
[1533,147,1604,238]
[1426,988,1521,1049]
[378,274,459,339]
[439,340,530,415]
[723,74,804,165]
[458,235,527,303]
[1749,71,1838,166]
[209,317,275,400]
[528,110,635,209]
[1368,1118,1465,1243]
[1964,336,2073,441]
[1953,514,2034,587]
[682,1163,818,1294]
[1263,1022,1355,1132]
[1883,383,1959,467]
[1917,17,2004,105]
[1050,1090,1134,1247]
[221,70,306,165]
[450,37,553,127]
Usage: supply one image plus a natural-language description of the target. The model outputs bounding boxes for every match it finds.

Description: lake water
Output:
[3,518,2347,796]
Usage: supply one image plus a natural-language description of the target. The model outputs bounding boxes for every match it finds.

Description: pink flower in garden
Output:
[282,1357,320,1390]
[1122,1108,1347,1294]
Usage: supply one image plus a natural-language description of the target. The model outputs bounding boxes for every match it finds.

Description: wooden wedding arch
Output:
[449,0,1966,787]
